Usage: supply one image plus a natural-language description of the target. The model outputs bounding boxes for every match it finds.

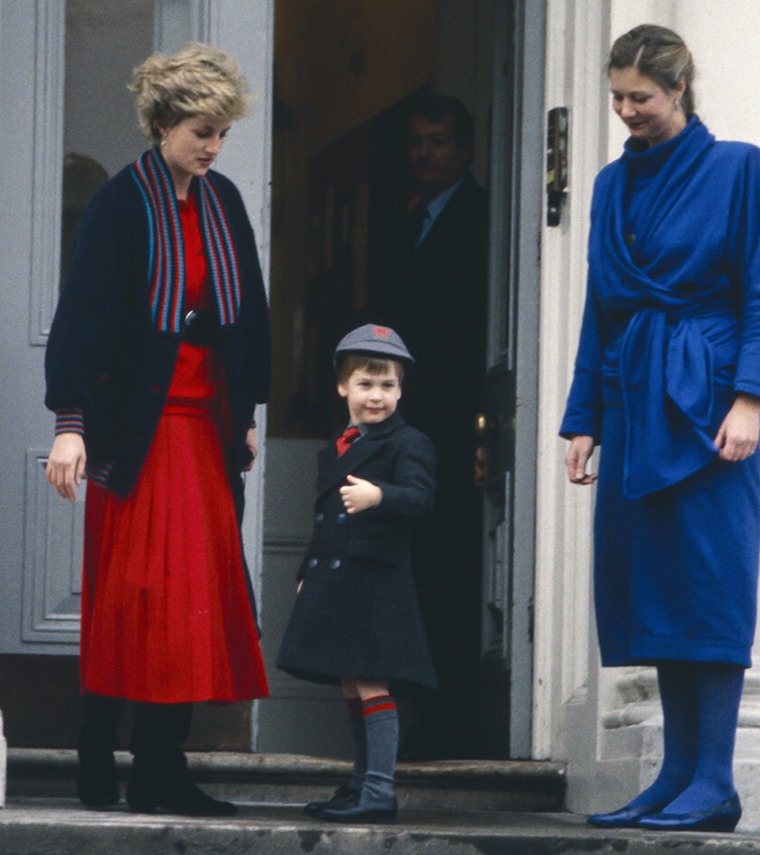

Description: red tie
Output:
[336,425,361,456]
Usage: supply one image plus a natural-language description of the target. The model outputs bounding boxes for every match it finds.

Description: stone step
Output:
[0,797,759,855]
[8,749,566,812]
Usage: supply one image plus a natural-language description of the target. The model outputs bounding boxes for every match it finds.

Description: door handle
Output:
[474,412,491,442]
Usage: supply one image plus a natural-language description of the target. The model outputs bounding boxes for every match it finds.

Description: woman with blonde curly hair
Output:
[45,43,271,816]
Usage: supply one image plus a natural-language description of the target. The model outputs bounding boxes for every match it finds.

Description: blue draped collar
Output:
[590,118,727,498]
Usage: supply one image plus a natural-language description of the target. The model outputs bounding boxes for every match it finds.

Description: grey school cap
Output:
[334,323,415,369]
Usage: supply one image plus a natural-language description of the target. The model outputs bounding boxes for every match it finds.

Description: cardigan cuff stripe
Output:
[85,461,113,488]
[55,409,85,436]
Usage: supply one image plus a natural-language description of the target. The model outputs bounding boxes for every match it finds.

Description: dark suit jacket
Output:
[375,172,489,451]
[370,173,489,686]
[276,411,437,689]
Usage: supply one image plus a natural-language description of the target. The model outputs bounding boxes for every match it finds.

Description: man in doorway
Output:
[374,94,489,759]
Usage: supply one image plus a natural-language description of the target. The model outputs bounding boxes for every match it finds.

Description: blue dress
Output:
[561,117,760,667]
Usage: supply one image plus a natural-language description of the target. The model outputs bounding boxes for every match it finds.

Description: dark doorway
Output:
[269,0,519,760]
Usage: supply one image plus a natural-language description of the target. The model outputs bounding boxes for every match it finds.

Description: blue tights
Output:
[629,661,743,812]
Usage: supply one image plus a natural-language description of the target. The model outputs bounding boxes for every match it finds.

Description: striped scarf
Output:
[130,147,241,333]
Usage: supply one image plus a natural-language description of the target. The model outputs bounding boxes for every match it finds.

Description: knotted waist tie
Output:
[619,304,733,499]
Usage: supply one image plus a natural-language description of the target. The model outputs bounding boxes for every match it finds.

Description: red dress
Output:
[81,197,269,703]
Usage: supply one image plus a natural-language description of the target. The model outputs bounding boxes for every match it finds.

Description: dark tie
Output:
[408,203,429,248]
[336,425,361,456]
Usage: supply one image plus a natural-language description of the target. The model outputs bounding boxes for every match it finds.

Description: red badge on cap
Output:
[373,325,391,338]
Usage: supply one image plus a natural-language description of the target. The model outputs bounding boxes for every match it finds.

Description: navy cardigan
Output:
[45,157,271,497]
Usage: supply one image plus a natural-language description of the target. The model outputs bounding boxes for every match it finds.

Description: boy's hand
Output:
[340,475,382,513]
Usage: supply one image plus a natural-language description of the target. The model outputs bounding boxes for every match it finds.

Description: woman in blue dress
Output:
[562,24,760,833]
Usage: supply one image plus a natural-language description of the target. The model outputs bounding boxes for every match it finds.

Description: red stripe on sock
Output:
[364,702,396,716]
[363,695,397,716]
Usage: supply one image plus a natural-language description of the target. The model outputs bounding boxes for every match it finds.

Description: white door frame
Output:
[180,0,274,750]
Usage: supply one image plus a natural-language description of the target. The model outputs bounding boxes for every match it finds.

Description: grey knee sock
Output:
[346,697,367,791]
[361,695,398,805]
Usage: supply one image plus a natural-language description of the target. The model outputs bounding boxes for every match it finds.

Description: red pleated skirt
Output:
[81,353,269,703]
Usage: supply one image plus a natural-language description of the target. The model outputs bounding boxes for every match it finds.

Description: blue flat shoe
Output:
[637,793,741,832]
[588,801,668,828]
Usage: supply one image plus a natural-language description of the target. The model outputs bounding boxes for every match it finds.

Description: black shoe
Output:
[77,750,120,809]
[637,793,741,832]
[127,773,237,817]
[303,784,359,817]
[587,801,668,828]
[318,796,397,824]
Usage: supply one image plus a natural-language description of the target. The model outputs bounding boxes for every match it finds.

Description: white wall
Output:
[534,0,611,804]
[673,0,760,147]
[607,0,760,149]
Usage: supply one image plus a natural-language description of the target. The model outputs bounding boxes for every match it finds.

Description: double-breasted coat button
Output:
[307,558,319,569]
[337,513,347,525]
[330,559,341,570]
[315,513,325,523]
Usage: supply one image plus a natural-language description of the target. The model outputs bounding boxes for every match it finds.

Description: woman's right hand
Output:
[46,432,87,501]
[565,435,598,485]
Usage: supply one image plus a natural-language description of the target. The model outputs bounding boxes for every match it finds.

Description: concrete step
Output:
[8,750,566,812]
[0,797,759,854]
[5,753,760,853]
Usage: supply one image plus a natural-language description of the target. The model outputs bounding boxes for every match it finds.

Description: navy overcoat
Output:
[277,411,437,689]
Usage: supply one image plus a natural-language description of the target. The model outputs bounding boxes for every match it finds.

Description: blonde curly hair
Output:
[129,43,251,143]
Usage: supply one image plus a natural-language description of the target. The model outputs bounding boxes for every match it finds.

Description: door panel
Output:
[477,0,545,757]
[0,1,176,654]
[22,449,83,645]
[0,0,275,754]
[257,439,352,757]
[490,0,545,757]
[1,1,71,654]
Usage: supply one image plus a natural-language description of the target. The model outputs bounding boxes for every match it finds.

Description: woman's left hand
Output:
[714,393,760,462]
[242,427,259,471]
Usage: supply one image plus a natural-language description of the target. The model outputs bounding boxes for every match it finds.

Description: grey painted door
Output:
[0,1,168,654]
[257,440,353,757]
[1,1,88,654]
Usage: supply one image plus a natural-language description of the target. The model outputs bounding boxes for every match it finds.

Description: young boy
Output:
[276,324,437,823]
